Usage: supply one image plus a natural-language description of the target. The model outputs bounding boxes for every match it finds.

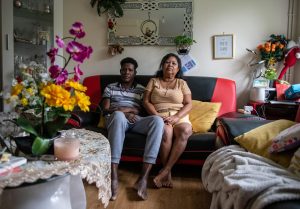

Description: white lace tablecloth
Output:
[0,129,111,208]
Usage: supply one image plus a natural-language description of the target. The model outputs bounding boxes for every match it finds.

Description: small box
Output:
[285,84,300,99]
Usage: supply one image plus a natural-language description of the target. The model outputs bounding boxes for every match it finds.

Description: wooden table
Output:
[0,129,111,208]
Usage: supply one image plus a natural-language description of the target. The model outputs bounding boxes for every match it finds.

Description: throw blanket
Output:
[202,145,300,209]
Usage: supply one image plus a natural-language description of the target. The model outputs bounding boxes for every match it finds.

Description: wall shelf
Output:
[14,7,53,23]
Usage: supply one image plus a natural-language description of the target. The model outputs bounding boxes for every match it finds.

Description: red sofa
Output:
[71,75,238,165]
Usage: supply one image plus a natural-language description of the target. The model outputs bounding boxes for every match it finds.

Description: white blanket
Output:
[202,145,300,209]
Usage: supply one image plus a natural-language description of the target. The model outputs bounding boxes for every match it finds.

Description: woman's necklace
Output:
[163,78,175,96]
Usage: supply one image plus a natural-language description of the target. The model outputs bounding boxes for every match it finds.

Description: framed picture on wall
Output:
[213,34,234,59]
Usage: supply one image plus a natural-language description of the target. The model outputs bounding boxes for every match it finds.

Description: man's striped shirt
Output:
[102,82,145,110]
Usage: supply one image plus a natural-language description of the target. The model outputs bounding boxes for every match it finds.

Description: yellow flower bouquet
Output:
[4,22,92,155]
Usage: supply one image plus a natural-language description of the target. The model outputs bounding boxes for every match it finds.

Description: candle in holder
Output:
[54,137,80,161]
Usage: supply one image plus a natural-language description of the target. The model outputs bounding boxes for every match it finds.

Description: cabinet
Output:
[13,5,53,74]
[0,0,63,111]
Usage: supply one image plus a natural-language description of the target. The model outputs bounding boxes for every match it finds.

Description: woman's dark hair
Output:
[120,57,138,70]
[155,53,183,79]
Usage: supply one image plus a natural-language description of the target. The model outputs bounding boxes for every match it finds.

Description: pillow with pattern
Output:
[269,123,300,153]
[234,119,295,167]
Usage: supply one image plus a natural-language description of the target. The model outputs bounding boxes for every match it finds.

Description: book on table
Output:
[0,155,27,175]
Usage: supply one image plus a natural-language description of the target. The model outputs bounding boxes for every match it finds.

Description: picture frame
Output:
[213,34,234,59]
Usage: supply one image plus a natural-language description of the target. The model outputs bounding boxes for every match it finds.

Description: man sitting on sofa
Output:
[102,57,164,201]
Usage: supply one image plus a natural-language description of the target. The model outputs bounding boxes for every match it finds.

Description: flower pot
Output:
[13,132,62,156]
[176,45,191,55]
[177,48,190,55]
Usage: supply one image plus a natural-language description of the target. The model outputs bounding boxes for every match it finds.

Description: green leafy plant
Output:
[90,0,126,17]
[174,35,196,55]
[174,35,196,47]
[262,68,277,80]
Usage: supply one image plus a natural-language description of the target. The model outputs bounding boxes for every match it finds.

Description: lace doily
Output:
[0,129,111,208]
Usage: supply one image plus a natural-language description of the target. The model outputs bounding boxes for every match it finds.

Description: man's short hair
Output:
[120,57,138,70]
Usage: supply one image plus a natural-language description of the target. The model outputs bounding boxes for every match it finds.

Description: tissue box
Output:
[285,84,300,99]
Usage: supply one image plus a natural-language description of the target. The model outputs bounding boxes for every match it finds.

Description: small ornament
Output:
[108,44,124,56]
[108,19,114,30]
[14,0,22,8]
[44,4,51,13]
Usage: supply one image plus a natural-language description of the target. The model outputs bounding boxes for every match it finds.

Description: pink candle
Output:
[54,137,80,161]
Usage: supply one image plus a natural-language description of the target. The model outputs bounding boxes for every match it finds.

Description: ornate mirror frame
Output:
[108,0,193,46]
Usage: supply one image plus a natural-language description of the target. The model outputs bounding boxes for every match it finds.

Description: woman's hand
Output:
[163,115,180,125]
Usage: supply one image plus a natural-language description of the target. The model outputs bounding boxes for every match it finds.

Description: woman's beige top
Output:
[145,78,191,111]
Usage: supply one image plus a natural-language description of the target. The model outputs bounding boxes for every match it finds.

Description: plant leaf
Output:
[32,136,51,156]
[16,117,39,137]
[90,0,97,7]
[43,115,70,138]
[113,2,123,17]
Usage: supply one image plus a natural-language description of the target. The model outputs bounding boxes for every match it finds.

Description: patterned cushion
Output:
[269,123,300,153]
[234,119,296,167]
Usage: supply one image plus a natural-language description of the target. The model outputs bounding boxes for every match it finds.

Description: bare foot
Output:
[134,178,148,200]
[153,169,172,188]
[110,178,118,201]
[162,172,173,188]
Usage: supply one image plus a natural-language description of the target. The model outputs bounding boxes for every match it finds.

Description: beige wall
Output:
[63,0,292,108]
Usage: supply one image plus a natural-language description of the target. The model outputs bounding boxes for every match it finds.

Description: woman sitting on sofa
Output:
[143,53,193,188]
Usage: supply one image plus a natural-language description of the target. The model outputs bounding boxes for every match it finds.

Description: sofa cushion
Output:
[269,123,300,153]
[234,119,296,167]
[190,100,221,133]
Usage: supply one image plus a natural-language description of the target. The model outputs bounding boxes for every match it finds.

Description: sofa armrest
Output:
[216,113,271,145]
[68,111,101,128]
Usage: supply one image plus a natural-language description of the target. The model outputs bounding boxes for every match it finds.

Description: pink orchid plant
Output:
[47,22,93,84]
[5,22,93,156]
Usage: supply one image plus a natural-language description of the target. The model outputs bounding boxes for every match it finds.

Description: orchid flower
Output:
[69,22,86,39]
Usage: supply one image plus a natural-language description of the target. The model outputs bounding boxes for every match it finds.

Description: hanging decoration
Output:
[140,11,157,38]
[108,44,124,56]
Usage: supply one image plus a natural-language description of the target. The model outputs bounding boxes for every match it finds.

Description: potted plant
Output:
[262,67,277,88]
[174,35,196,55]
[90,0,126,17]
[5,22,92,156]
[263,68,277,81]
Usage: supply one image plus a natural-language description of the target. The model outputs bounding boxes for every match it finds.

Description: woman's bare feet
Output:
[153,169,173,188]
[110,178,118,201]
[134,178,148,200]
[162,172,173,188]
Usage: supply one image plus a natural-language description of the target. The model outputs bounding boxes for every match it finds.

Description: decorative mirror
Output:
[107,0,193,46]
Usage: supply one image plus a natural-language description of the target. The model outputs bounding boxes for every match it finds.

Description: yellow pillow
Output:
[97,114,106,129]
[189,100,221,133]
[234,119,296,167]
